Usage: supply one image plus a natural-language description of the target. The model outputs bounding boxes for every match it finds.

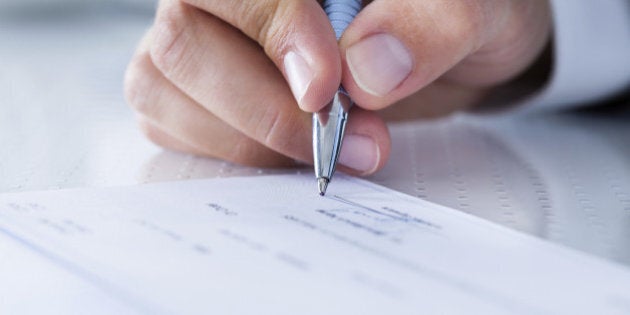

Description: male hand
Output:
[125,0,551,175]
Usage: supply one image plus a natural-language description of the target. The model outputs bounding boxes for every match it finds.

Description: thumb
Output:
[339,0,551,110]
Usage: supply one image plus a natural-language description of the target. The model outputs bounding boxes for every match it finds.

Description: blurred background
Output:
[0,0,154,13]
[0,0,160,191]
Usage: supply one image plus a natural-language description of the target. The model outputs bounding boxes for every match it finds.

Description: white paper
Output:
[0,174,629,315]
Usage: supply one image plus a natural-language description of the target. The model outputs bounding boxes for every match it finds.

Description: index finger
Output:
[181,0,341,112]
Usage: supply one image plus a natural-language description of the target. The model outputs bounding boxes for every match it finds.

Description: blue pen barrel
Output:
[313,0,362,195]
[323,0,362,40]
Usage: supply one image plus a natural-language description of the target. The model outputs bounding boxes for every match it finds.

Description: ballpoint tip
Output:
[317,177,329,196]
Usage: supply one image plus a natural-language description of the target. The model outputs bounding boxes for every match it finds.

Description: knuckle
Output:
[223,108,290,165]
[150,2,191,77]
[124,52,158,116]
[440,2,486,49]
[257,1,293,58]
[229,1,281,40]
[257,107,286,150]
[257,108,307,158]
[137,118,165,147]
[225,0,293,60]
[242,1,278,35]
[225,137,262,166]
[191,0,296,60]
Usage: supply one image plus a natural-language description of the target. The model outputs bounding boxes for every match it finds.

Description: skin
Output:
[124,0,552,175]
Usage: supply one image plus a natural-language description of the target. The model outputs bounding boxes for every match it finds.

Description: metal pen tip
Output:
[318,177,329,196]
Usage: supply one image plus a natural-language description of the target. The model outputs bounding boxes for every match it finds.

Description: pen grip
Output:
[323,0,362,40]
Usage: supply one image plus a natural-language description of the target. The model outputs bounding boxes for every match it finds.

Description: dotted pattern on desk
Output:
[370,115,630,266]
[371,120,548,234]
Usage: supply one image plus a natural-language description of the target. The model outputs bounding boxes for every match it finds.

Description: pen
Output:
[313,0,362,196]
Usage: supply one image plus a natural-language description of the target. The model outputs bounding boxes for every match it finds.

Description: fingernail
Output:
[346,33,413,96]
[284,51,313,106]
[339,135,379,174]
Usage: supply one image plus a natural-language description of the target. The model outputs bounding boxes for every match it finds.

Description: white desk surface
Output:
[1,10,629,268]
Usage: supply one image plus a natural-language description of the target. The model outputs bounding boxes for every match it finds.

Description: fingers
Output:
[128,0,552,175]
[179,0,341,112]
[125,32,295,167]
[443,1,552,87]
[149,1,314,163]
[132,2,391,174]
[339,0,551,110]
